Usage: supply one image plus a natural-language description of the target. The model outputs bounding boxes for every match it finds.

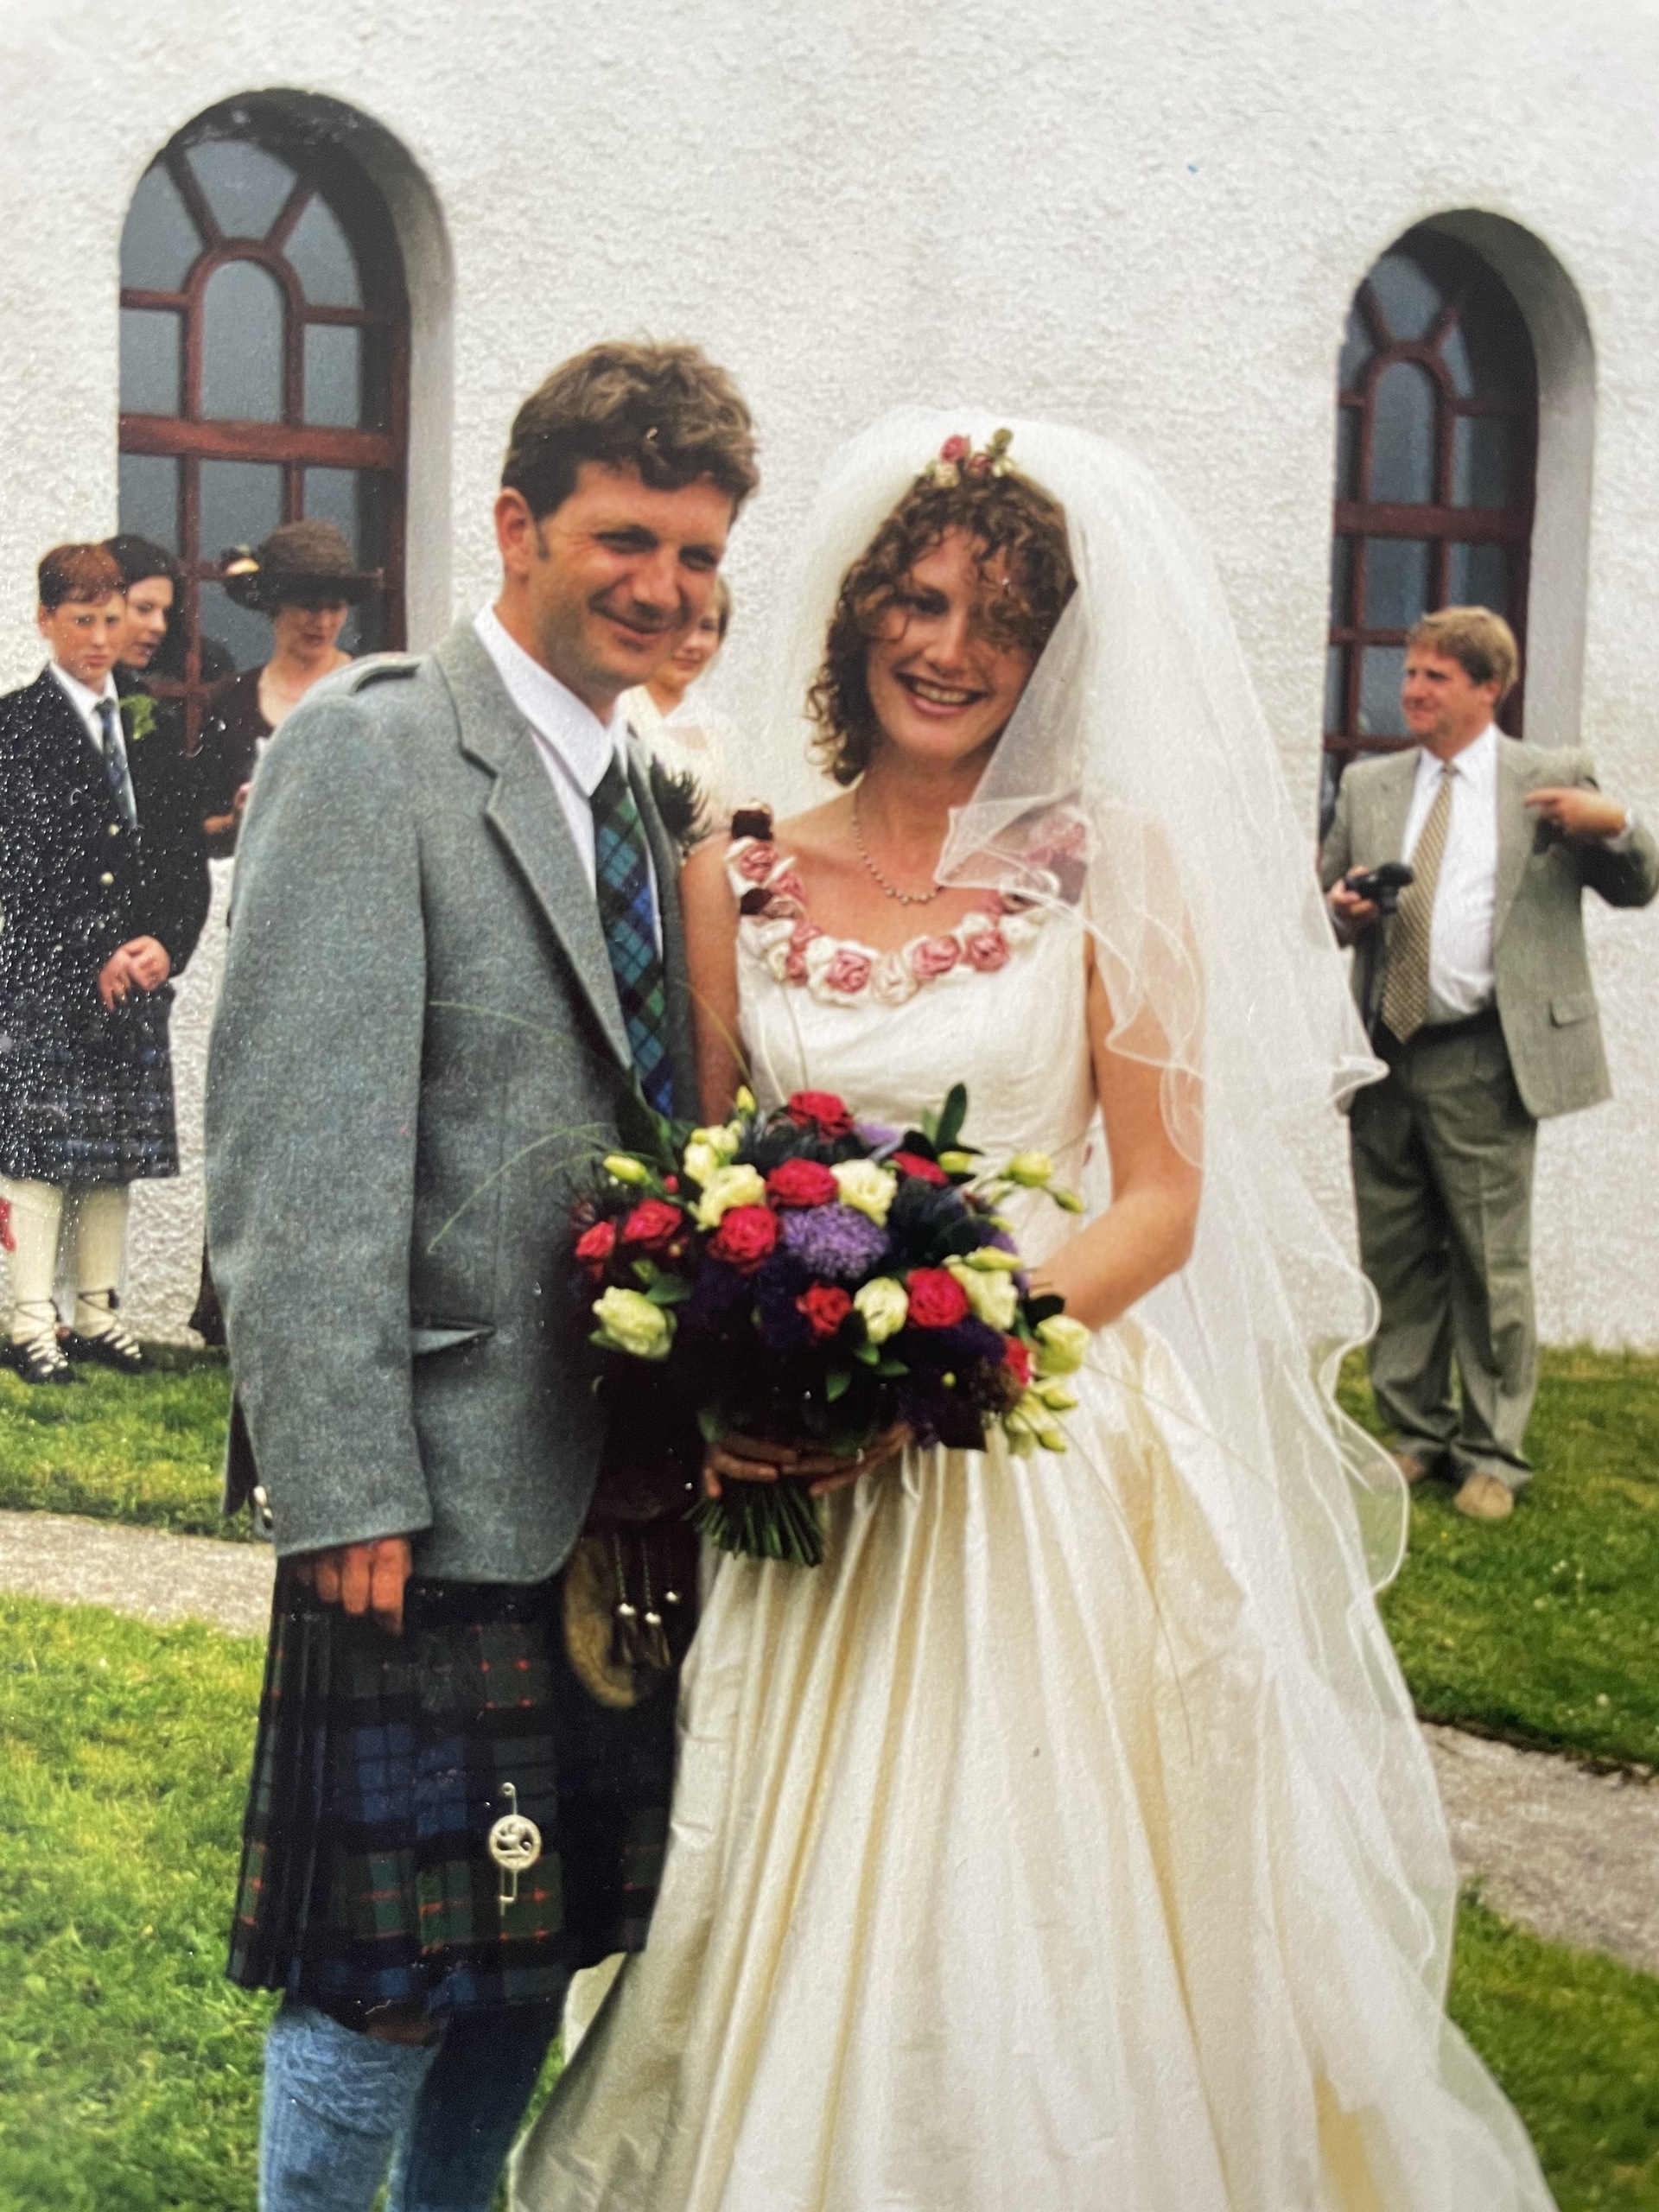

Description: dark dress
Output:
[196,664,272,858]
[0,669,209,1185]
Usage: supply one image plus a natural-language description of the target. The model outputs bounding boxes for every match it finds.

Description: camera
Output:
[1344,861,1414,916]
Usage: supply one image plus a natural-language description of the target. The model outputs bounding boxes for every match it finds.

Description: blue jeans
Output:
[259,1993,564,2211]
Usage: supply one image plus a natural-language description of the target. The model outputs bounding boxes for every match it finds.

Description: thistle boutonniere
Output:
[119,693,158,744]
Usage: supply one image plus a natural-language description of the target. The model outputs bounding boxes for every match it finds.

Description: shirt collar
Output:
[1415,723,1497,791]
[473,604,619,798]
[50,662,118,720]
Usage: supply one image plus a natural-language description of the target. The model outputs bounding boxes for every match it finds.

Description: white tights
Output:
[2,1177,130,1347]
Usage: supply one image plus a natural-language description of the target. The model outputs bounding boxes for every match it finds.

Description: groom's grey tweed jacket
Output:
[205,620,697,1580]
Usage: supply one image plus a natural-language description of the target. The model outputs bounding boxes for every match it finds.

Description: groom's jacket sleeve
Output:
[206,683,433,1560]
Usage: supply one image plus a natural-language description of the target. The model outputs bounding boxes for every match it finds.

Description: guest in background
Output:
[105,535,210,932]
[105,532,235,690]
[0,543,209,1382]
[196,519,375,855]
[1322,607,1659,1520]
[620,573,741,838]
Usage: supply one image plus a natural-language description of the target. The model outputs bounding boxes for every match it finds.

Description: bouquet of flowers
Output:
[572,1083,1092,1565]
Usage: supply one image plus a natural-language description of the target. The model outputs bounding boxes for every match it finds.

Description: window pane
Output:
[1446,542,1510,613]
[119,308,181,415]
[1338,308,1373,394]
[1443,309,1528,405]
[200,261,284,422]
[120,162,201,291]
[1324,646,1348,734]
[197,579,272,674]
[1363,538,1431,631]
[304,324,363,428]
[1452,416,1511,509]
[286,193,362,307]
[1367,251,1442,342]
[1368,362,1436,504]
[1328,535,1356,625]
[199,458,283,565]
[1357,645,1407,738]
[1334,408,1360,501]
[118,454,180,551]
[185,140,297,241]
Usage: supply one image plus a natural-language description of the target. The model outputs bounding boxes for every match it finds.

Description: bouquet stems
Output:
[688,1478,826,1567]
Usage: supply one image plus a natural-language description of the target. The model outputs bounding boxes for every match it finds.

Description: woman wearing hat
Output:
[197,519,377,857]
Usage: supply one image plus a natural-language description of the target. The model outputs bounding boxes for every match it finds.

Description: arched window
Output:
[1322,227,1537,826]
[118,102,409,730]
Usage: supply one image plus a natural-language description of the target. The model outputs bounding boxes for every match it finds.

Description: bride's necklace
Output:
[851,788,944,908]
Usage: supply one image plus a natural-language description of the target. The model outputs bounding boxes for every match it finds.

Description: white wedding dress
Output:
[512,847,1554,2211]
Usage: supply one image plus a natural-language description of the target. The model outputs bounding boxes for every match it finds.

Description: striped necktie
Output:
[94,696,137,828]
[590,753,674,1116]
[1380,762,1456,1043]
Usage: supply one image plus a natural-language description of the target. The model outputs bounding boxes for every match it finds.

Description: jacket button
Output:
[99,872,115,887]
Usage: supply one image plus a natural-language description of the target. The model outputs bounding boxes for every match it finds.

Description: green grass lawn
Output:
[1340,1348,1659,1770]
[0,1593,1656,2209]
[0,1358,241,1540]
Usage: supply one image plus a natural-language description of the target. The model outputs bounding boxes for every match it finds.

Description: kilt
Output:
[0,984,179,1185]
[227,1567,678,2026]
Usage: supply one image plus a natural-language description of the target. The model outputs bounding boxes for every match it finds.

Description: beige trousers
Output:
[1,1176,130,1345]
[1349,1017,1537,1490]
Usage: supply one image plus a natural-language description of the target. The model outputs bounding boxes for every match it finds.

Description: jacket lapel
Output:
[1370,747,1419,864]
[432,622,632,1073]
[627,735,698,1114]
[1491,738,1534,947]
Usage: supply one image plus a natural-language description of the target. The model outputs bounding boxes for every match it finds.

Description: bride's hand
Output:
[807,1421,912,1498]
[701,1422,912,1499]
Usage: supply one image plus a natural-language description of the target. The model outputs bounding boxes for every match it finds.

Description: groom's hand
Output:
[294,1535,414,1636]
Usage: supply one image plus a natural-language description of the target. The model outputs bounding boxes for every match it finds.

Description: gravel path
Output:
[2,1510,1656,1976]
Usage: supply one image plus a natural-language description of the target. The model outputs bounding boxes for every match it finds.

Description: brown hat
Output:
[219,519,379,613]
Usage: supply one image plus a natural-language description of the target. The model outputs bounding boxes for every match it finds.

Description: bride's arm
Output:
[680,836,745,1122]
[1028,956,1202,1333]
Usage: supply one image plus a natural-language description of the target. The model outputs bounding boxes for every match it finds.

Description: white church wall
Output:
[1,0,1656,1343]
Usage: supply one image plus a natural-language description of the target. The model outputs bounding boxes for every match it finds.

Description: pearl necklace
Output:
[851,788,944,907]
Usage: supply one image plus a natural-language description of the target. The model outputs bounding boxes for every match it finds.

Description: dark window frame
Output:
[1325,228,1537,781]
[118,105,410,736]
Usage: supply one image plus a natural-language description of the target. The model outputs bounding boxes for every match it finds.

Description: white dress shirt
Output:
[1402,725,1500,1022]
[473,605,662,947]
[50,662,135,821]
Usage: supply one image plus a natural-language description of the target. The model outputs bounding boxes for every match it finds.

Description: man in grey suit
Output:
[207,342,757,2212]
[1322,607,1658,1522]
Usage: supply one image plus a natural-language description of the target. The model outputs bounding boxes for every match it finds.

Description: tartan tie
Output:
[590,753,674,1116]
[94,696,137,827]
[1380,763,1456,1043]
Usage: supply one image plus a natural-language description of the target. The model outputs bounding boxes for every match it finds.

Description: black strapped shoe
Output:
[7,1332,79,1386]
[65,1296,149,1376]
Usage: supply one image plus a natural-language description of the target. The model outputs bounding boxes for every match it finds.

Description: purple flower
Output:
[780,1203,889,1282]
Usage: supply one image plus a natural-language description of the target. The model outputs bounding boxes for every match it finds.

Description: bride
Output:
[512,416,1555,2209]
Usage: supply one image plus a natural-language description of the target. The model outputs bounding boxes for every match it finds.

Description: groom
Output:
[206,341,757,2210]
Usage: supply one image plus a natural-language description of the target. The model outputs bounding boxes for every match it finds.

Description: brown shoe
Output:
[1453,1471,1515,1522]
[1390,1450,1435,1485]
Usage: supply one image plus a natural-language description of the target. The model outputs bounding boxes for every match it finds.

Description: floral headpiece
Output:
[918,426,1015,491]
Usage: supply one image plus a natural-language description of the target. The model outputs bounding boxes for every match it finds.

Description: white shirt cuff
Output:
[1605,804,1638,853]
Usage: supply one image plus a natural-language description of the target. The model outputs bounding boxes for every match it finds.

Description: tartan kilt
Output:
[227,1567,678,2025]
[0,983,178,1184]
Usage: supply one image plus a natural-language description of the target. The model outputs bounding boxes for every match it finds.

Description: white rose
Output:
[946,1259,1019,1332]
[592,1287,675,1360]
[682,1141,722,1189]
[831,1160,897,1224]
[694,1163,768,1228]
[1035,1313,1090,1375]
[854,1277,909,1344]
[1005,1151,1053,1187]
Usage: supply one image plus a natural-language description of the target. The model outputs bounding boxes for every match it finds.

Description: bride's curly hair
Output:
[807,469,1077,787]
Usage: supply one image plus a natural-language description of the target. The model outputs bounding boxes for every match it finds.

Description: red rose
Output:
[797,1283,854,1339]
[575,1220,617,1274]
[893,1150,949,1186]
[786,1090,855,1139]
[939,434,970,464]
[766,1159,838,1208]
[1003,1337,1033,1387]
[708,1205,780,1269]
[0,1197,12,1255]
[906,1267,971,1329]
[621,1199,683,1249]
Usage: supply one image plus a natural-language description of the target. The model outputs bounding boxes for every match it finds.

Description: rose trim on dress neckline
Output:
[725,825,1049,1007]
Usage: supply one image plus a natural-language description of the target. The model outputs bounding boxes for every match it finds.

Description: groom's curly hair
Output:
[807,470,1076,787]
